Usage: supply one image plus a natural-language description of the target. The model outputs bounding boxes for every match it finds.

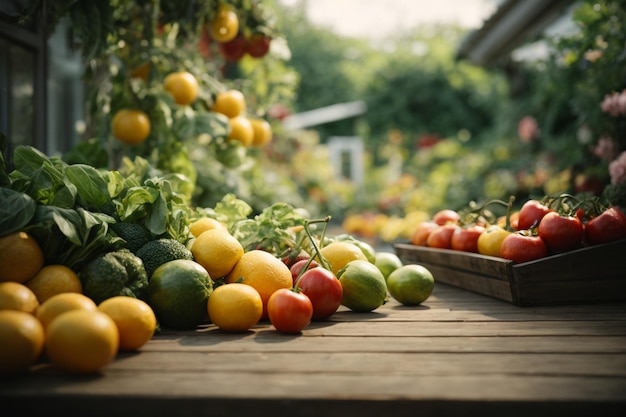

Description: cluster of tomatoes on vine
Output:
[411,194,626,263]
[199,2,275,62]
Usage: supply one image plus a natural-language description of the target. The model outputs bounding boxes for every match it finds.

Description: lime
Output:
[386,264,435,306]
[374,252,403,282]
[148,259,213,329]
[337,260,388,312]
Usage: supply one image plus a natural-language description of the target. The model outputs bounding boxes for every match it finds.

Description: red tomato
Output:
[426,224,458,249]
[267,289,313,334]
[450,224,485,253]
[281,249,309,269]
[290,258,320,287]
[516,200,553,230]
[295,267,343,320]
[537,211,584,253]
[218,34,247,61]
[500,231,548,263]
[584,206,626,245]
[410,221,438,246]
[432,209,460,226]
[246,33,271,58]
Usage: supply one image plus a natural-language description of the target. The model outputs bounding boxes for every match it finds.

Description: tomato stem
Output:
[297,216,333,285]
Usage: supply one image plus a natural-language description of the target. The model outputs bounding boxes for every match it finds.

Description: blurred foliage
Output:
[11,0,626,243]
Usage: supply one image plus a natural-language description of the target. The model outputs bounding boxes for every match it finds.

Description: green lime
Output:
[337,260,388,312]
[148,259,213,330]
[386,264,434,306]
[374,251,403,281]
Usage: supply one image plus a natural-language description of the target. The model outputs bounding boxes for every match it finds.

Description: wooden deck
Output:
[2,282,626,417]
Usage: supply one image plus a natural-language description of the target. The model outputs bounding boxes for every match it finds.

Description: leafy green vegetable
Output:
[79,249,149,304]
[230,201,308,256]
[135,238,193,278]
[23,205,122,271]
[0,188,36,236]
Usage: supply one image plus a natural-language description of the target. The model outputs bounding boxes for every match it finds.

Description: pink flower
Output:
[601,90,626,117]
[592,136,619,161]
[518,116,539,143]
[609,151,626,184]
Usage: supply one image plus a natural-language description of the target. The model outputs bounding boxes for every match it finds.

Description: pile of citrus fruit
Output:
[0,217,436,375]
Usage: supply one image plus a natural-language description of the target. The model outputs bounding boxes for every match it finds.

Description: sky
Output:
[278,0,500,40]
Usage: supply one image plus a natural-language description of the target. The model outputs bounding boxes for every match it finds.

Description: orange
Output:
[36,292,98,331]
[225,249,292,318]
[0,310,44,373]
[45,309,119,374]
[111,109,151,145]
[212,89,245,118]
[227,116,254,147]
[190,228,244,280]
[0,282,39,314]
[318,241,368,276]
[207,283,263,332]
[129,62,151,81]
[189,217,228,238]
[0,231,44,283]
[25,264,82,304]
[98,296,157,351]
[164,71,199,105]
[477,225,511,257]
[210,6,239,43]
[386,264,435,306]
[249,118,272,146]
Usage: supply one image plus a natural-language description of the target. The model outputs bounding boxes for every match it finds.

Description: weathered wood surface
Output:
[2,283,626,417]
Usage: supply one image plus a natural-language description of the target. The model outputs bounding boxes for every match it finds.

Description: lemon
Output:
[0,310,44,373]
[189,217,227,237]
[36,292,98,331]
[207,283,263,332]
[319,241,368,276]
[98,296,157,351]
[191,228,244,280]
[0,282,39,314]
[225,249,292,319]
[386,264,435,306]
[45,309,119,374]
[25,264,82,304]
[0,231,44,283]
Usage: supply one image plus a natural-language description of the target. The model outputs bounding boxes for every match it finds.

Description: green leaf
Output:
[65,164,112,211]
[0,188,36,236]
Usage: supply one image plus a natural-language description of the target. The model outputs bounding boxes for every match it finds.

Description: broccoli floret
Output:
[136,238,193,278]
[79,249,149,304]
[111,222,152,253]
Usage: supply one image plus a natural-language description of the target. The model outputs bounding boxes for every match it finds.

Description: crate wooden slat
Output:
[394,239,626,306]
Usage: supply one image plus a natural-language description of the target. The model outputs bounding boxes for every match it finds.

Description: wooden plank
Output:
[142,334,626,354]
[87,351,626,378]
[4,395,625,417]
[3,371,625,402]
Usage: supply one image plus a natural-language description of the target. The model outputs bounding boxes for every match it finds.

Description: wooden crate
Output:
[393,239,626,306]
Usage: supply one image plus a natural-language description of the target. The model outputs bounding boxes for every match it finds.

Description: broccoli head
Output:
[111,222,153,253]
[136,238,193,278]
[79,249,149,304]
